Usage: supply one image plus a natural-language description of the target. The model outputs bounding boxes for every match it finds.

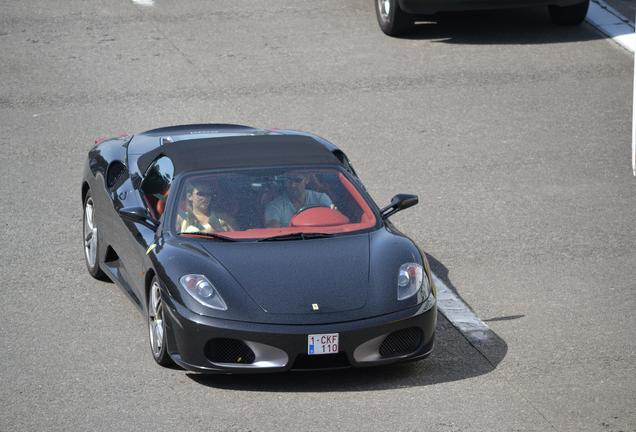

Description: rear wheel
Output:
[375,0,415,36]
[83,192,108,281]
[548,0,589,25]
[148,277,174,367]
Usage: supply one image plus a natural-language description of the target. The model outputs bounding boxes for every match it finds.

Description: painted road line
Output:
[431,273,495,345]
[132,0,154,6]
[587,0,635,52]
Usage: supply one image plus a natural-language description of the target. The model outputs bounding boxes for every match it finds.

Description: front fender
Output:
[147,238,266,321]
[368,227,431,313]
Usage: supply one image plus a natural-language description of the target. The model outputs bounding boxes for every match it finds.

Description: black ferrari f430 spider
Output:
[82,124,437,373]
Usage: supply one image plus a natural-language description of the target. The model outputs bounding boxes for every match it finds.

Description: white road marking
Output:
[431,273,495,344]
[132,0,154,6]
[586,0,635,52]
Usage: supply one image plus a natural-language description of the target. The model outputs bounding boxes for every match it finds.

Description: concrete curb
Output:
[587,0,635,52]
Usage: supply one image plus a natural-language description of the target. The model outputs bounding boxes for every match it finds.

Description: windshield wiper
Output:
[258,232,334,242]
[178,232,238,242]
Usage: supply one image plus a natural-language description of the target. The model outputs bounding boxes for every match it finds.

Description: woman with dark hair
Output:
[176,179,238,233]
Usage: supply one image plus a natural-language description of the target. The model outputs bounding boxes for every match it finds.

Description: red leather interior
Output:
[337,173,375,224]
[289,207,350,227]
[156,196,166,217]
[153,186,170,218]
[180,174,376,239]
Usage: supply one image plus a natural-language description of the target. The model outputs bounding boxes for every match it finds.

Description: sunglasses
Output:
[287,176,305,184]
[194,190,215,197]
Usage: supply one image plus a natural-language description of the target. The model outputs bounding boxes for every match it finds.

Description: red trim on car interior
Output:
[289,207,350,227]
[180,223,374,239]
[155,186,169,217]
[337,172,375,224]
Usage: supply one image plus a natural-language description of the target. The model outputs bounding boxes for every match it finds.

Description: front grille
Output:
[292,353,350,370]
[204,338,255,364]
[379,327,423,357]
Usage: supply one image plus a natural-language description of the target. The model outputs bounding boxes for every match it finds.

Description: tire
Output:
[83,191,109,281]
[548,0,589,25]
[375,0,415,36]
[147,277,174,367]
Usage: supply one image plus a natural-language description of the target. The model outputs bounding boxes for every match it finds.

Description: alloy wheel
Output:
[378,0,391,21]
[84,198,98,269]
[148,280,165,358]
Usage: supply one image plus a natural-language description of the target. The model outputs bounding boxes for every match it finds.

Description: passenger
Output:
[265,172,332,227]
[177,180,238,233]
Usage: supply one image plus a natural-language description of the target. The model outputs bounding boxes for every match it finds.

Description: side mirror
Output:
[380,194,418,219]
[119,207,159,230]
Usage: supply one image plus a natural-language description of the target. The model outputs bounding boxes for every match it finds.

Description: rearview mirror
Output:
[380,194,418,219]
[119,207,159,230]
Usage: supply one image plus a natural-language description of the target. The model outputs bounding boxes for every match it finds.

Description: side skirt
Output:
[101,260,144,314]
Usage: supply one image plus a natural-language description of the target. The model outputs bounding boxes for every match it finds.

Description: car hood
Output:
[199,234,370,318]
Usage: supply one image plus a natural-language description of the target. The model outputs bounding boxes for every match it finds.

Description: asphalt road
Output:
[1,1,634,431]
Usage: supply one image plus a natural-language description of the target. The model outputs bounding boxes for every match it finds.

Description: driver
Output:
[265,171,332,227]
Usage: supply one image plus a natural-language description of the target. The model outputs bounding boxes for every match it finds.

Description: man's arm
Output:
[264,201,282,227]
[317,191,333,207]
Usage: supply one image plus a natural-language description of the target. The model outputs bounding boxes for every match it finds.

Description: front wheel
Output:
[147,277,174,367]
[375,0,415,36]
[548,0,589,25]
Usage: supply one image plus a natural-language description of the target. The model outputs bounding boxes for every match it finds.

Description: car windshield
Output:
[173,166,377,240]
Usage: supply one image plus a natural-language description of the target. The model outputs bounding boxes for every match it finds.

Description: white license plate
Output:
[307,333,339,355]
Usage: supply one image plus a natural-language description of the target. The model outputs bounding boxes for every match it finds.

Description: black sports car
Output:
[82,124,437,373]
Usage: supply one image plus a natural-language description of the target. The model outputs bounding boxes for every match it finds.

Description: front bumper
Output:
[162,294,437,374]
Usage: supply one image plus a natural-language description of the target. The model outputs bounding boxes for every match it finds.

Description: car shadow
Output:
[187,254,508,392]
[426,254,510,366]
[400,7,605,45]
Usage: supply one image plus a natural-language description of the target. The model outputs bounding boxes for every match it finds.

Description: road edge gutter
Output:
[586,0,635,52]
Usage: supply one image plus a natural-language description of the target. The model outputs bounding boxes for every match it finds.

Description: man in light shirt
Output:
[265,171,332,227]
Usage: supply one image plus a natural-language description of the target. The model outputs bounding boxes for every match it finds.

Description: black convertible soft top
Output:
[137,134,340,174]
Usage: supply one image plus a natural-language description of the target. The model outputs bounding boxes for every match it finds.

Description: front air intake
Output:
[204,338,255,364]
[379,327,423,357]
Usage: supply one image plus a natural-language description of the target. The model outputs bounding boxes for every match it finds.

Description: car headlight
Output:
[397,263,430,301]
[179,274,228,310]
